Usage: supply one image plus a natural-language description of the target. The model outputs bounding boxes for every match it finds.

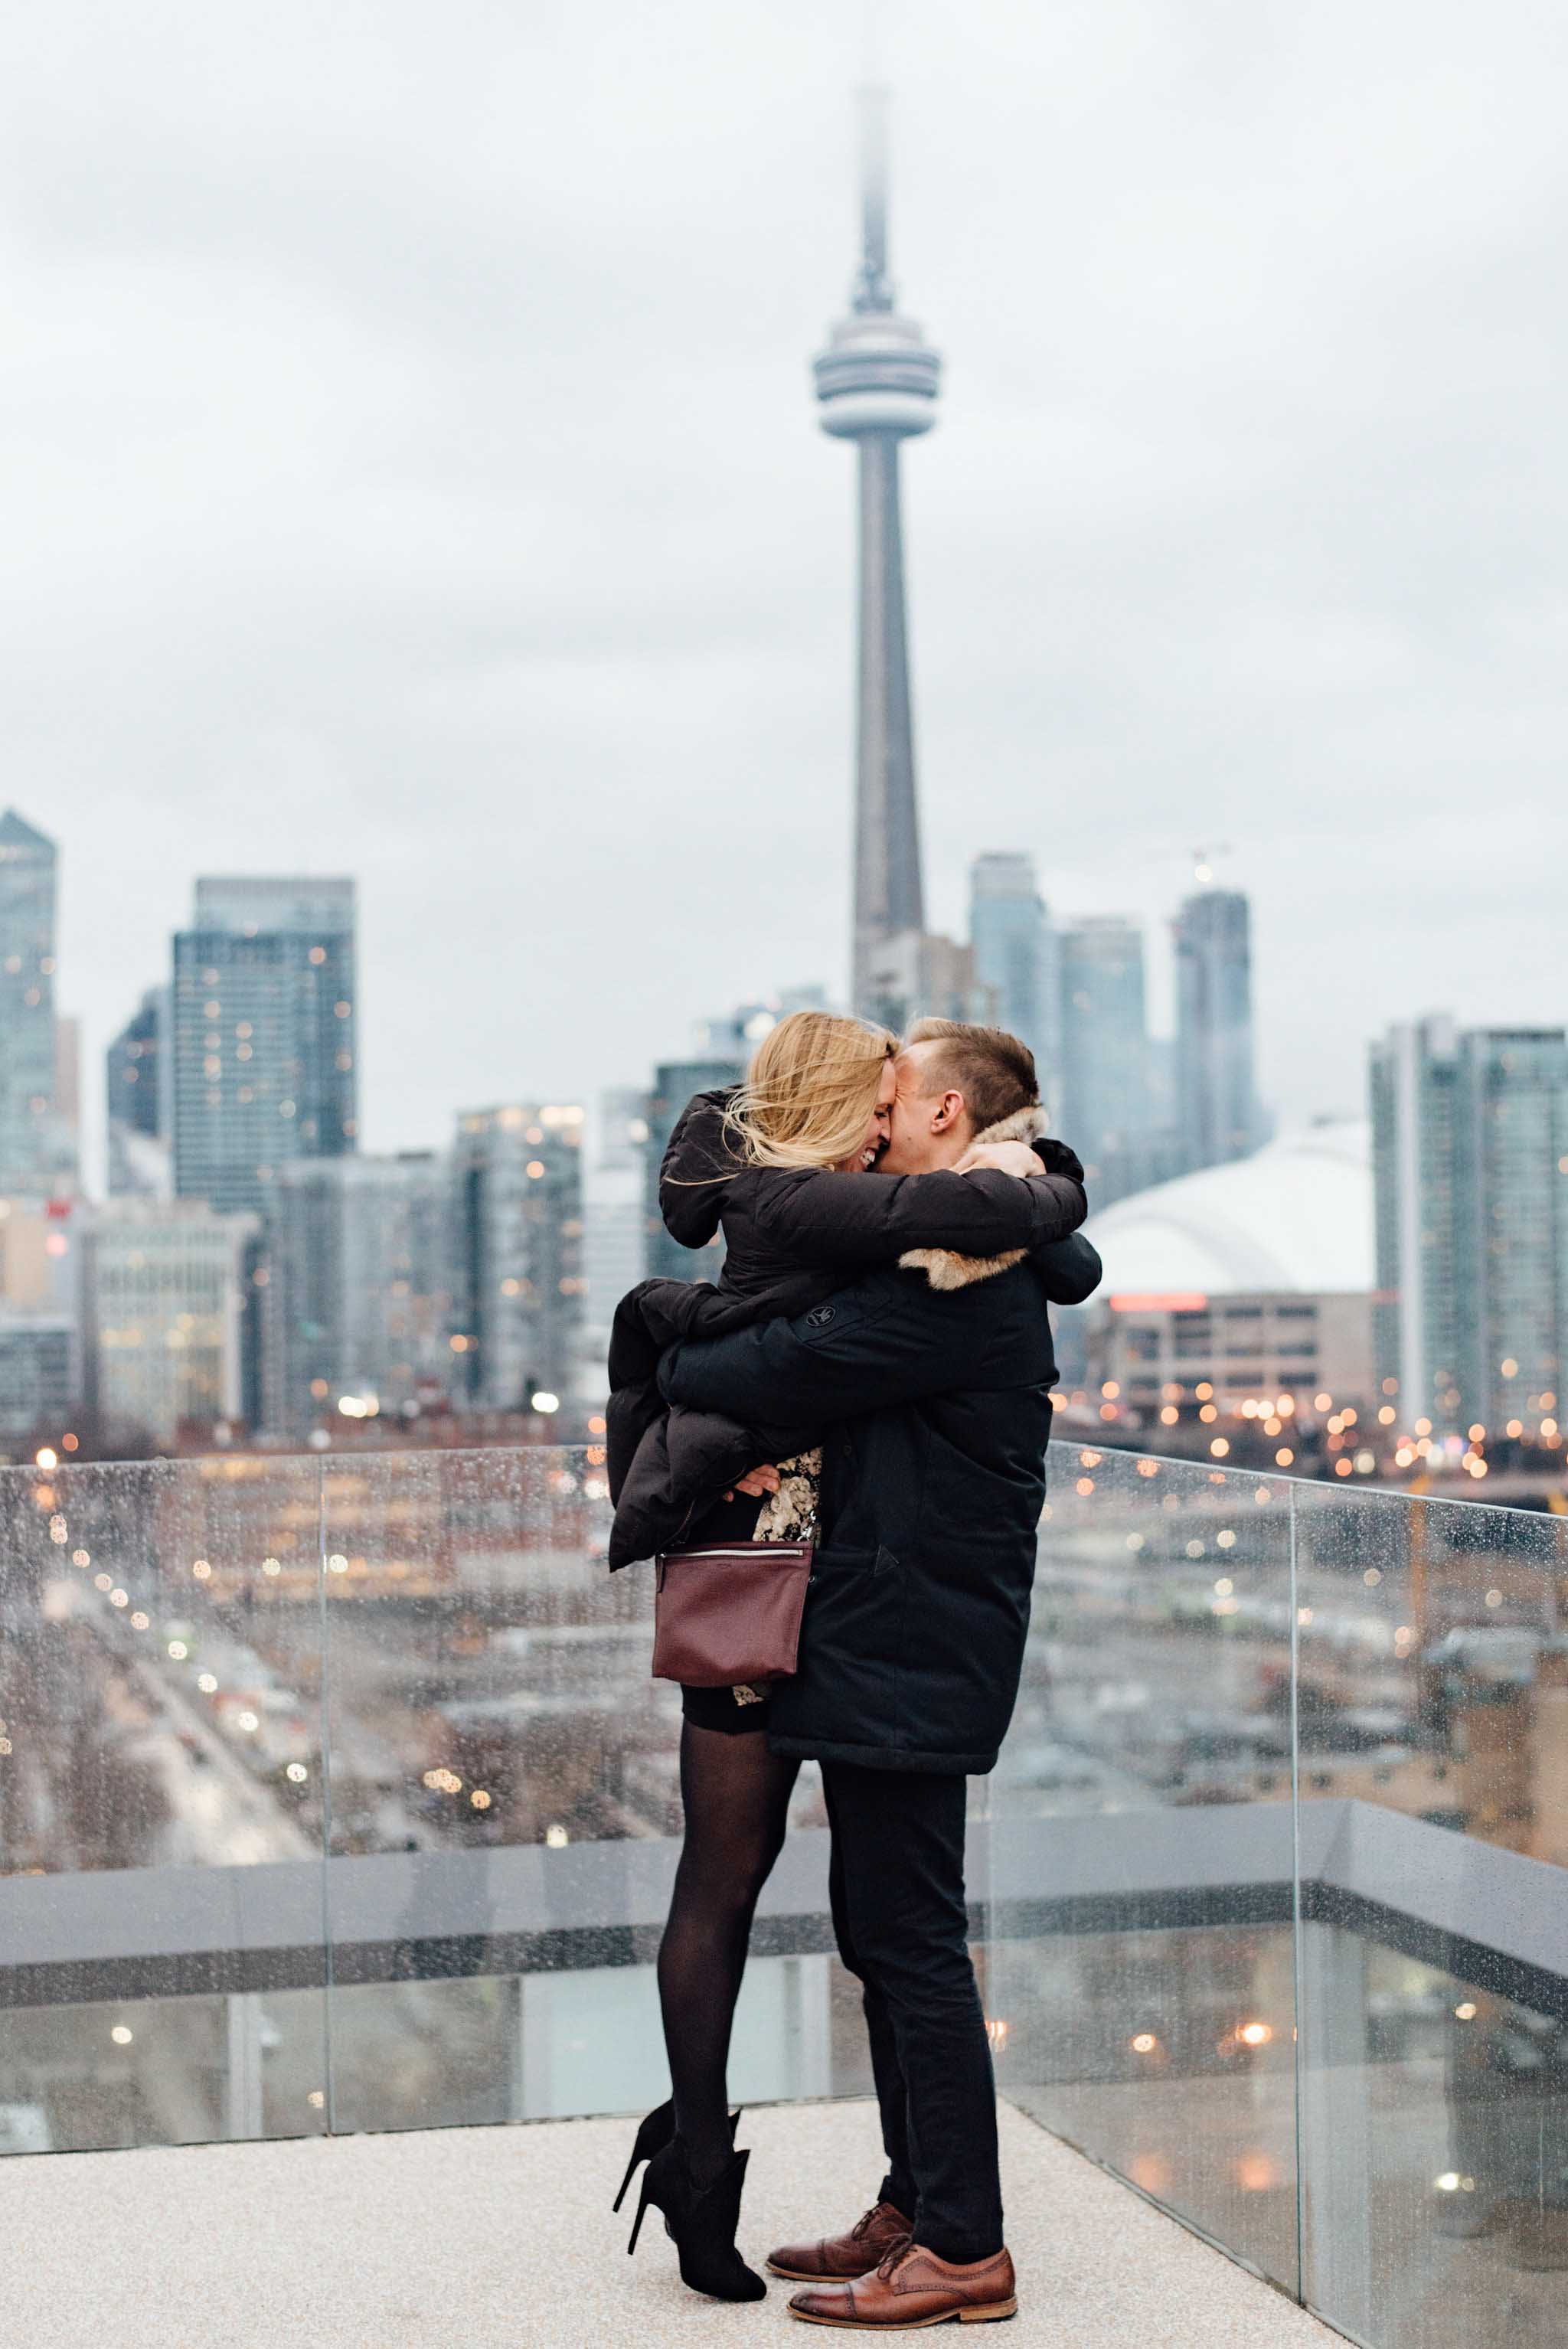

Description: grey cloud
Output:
[0,0,1563,1176]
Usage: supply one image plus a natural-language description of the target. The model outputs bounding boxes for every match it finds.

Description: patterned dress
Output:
[726,1447,821,1710]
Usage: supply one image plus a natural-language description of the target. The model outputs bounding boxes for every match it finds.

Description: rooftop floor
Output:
[1,2096,1341,2348]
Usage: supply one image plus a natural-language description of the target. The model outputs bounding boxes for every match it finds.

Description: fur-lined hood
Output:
[898,1106,1050,1291]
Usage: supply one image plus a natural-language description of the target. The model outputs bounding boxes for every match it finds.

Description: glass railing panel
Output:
[317,1444,652,2130]
[318,1949,851,2134]
[314,1445,637,1864]
[987,1440,1301,2294]
[0,1455,330,2150]
[315,1446,863,2131]
[1292,1481,1568,2347]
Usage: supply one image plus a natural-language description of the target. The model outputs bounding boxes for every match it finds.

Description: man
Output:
[658,1018,1100,2331]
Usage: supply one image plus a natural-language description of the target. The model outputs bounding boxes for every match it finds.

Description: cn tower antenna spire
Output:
[854,84,893,314]
[812,88,942,1022]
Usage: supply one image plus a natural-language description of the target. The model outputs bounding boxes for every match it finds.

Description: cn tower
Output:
[813,89,942,1020]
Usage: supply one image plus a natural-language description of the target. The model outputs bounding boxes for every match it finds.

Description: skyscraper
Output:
[54,1018,80,1188]
[580,1089,649,1395]
[1057,917,1152,1204]
[0,812,73,1194]
[81,1199,258,1445]
[814,90,941,1023]
[1370,1018,1568,1436]
[1174,888,1259,1172]
[969,854,1053,1096]
[449,1104,583,1415]
[172,877,358,1215]
[260,1152,452,1436]
[106,986,172,1197]
[0,1321,74,1439]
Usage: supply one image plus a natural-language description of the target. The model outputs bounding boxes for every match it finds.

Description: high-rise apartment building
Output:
[260,1153,452,1436]
[450,1105,583,1414]
[969,854,1053,1092]
[106,987,172,1197]
[1370,1018,1568,1436]
[81,1200,258,1444]
[0,812,74,1194]
[0,1319,74,1440]
[580,1090,648,1393]
[172,877,357,1216]
[1058,918,1153,1205]
[1174,888,1259,1173]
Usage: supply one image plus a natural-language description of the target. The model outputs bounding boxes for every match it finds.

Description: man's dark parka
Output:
[658,1232,1096,1776]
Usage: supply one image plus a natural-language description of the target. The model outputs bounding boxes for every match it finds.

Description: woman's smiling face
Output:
[838,1057,898,1172]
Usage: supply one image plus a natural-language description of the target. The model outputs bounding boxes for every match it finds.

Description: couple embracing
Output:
[605,1011,1099,2329]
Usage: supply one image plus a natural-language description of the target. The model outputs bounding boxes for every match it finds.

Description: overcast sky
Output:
[6,0,1566,1177]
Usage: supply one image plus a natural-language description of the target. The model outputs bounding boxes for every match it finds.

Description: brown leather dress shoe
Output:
[788,2240,1017,2328]
[768,2200,913,2282]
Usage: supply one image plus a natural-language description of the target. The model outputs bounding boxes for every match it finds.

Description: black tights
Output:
[657,1721,799,2185]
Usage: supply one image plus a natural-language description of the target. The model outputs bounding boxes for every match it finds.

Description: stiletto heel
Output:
[612,2099,740,2213]
[613,2098,675,2213]
[627,2174,654,2255]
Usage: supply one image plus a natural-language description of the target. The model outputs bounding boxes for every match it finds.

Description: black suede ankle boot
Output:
[626,2137,766,2302]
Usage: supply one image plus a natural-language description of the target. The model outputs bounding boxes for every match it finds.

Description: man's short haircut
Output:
[904,1018,1039,1135]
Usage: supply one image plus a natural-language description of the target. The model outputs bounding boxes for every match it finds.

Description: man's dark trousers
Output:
[821,1760,1002,2263]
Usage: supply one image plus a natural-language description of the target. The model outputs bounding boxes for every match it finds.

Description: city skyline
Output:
[44,785,1289,1195]
[6,6,1563,1179]
[31,786,1568,1197]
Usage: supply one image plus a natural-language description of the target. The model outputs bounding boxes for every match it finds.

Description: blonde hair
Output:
[724,1011,897,1171]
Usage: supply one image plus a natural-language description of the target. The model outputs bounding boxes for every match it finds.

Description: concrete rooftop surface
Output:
[0,2096,1341,2349]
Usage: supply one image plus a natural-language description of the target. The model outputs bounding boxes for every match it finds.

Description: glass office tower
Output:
[1058,916,1152,1204]
[0,810,73,1194]
[261,1152,453,1437]
[106,985,172,1197]
[969,853,1054,1101]
[1174,887,1259,1172]
[172,877,358,1216]
[449,1105,584,1413]
[1370,1015,1568,1435]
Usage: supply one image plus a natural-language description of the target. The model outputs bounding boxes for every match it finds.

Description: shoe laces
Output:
[874,2233,915,2282]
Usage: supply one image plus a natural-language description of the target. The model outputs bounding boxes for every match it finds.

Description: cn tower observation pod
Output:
[813,310,942,439]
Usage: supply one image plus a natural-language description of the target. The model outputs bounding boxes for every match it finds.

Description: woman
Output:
[609,1011,1087,2300]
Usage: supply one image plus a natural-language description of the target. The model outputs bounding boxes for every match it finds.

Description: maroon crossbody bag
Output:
[650,1541,814,1687]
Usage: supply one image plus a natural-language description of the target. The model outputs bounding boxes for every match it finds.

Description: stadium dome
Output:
[1083,1120,1373,1299]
